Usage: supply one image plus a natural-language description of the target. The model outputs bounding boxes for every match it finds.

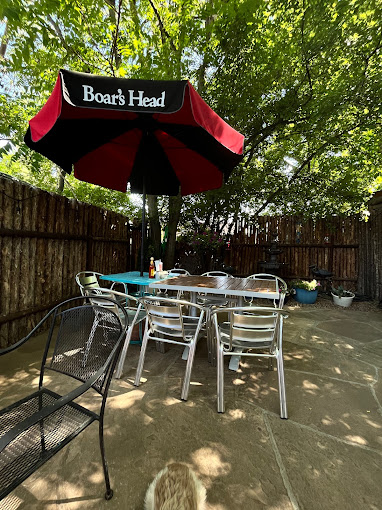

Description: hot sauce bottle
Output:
[149,257,155,278]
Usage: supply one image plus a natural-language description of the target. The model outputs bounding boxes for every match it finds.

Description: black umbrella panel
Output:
[25,69,245,273]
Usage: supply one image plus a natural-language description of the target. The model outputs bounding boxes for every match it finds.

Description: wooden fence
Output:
[224,216,365,289]
[0,174,138,348]
[358,192,382,302]
[1,173,380,347]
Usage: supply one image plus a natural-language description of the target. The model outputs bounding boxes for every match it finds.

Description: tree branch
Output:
[0,20,8,58]
[253,119,366,216]
[148,0,177,52]
[109,0,122,75]
[45,16,110,74]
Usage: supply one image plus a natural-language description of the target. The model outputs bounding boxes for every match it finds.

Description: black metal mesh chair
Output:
[0,297,128,501]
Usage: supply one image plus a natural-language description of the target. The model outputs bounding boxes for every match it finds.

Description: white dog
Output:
[144,463,206,510]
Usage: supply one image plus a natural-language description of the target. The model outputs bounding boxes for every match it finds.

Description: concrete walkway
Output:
[1,303,382,509]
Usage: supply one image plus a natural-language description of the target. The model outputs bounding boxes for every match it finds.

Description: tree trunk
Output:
[147,194,162,258]
[163,192,182,269]
[57,171,65,193]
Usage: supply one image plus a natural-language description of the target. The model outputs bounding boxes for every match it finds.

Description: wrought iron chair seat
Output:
[0,389,96,497]
[0,297,128,502]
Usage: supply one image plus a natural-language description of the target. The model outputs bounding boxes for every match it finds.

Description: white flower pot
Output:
[331,292,355,308]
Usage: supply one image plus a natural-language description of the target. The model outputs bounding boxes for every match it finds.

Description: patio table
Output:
[100,271,168,293]
[149,275,279,304]
[149,275,279,370]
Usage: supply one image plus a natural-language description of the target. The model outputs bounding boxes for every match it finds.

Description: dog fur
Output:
[144,463,206,510]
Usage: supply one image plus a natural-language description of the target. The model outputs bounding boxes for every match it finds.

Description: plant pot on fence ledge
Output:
[331,288,355,308]
[294,288,318,304]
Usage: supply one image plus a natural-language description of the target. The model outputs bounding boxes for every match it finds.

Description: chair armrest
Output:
[0,338,120,453]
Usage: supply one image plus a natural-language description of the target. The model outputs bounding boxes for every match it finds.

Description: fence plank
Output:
[0,175,132,347]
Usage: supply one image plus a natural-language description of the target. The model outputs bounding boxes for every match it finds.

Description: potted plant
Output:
[331,286,355,307]
[290,279,320,304]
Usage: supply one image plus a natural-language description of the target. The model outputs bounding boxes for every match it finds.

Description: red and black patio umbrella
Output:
[24,69,244,273]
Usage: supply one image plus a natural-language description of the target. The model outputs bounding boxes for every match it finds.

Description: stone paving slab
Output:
[315,319,382,343]
[268,414,382,510]
[1,307,382,509]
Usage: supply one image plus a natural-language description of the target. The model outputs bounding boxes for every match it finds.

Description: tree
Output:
[1,0,382,264]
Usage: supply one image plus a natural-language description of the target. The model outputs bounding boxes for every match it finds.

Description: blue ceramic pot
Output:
[294,288,318,304]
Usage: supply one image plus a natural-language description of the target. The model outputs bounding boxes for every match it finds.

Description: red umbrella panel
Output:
[24,69,244,197]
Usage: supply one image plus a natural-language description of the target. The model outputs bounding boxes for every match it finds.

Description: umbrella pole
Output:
[140,181,146,277]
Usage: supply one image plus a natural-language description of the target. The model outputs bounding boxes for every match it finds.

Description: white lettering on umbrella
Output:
[128,90,165,108]
[82,85,165,108]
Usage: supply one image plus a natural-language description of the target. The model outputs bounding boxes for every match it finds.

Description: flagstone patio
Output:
[1,303,382,510]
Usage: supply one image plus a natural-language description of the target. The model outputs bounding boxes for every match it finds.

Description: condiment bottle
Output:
[149,257,155,278]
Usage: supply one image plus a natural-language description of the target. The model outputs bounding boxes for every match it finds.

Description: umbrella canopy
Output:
[24,69,244,196]
[24,69,244,273]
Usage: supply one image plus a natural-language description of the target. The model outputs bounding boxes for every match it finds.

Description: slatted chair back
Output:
[201,271,233,277]
[75,271,104,296]
[82,287,147,380]
[168,268,190,276]
[144,299,187,339]
[212,305,288,418]
[134,297,205,401]
[228,308,279,351]
[247,273,288,308]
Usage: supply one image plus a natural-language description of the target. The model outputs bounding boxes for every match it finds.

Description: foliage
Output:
[179,228,226,253]
[1,0,382,239]
[331,285,354,298]
[290,279,320,291]
[0,155,138,217]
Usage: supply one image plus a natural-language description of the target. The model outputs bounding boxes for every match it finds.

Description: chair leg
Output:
[276,353,288,419]
[99,417,113,500]
[181,340,197,401]
[114,325,133,379]
[206,308,212,363]
[134,327,149,387]
[268,357,274,371]
[217,343,225,413]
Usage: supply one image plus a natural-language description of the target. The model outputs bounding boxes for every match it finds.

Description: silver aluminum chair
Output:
[83,287,146,379]
[157,268,191,299]
[75,271,126,299]
[246,273,288,308]
[134,297,205,401]
[212,306,288,419]
[197,271,235,364]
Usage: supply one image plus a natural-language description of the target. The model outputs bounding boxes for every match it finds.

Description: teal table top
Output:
[100,271,169,286]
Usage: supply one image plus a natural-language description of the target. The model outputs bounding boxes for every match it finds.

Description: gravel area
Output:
[286,294,380,312]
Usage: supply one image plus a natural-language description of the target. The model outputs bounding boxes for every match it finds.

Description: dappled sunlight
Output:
[191,446,231,479]
[227,408,246,420]
[338,418,352,430]
[345,435,368,445]
[364,418,382,429]
[0,367,39,386]
[108,388,145,410]
[162,396,182,406]
[337,342,355,351]
[87,466,103,484]
[0,492,23,510]
[302,379,320,393]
